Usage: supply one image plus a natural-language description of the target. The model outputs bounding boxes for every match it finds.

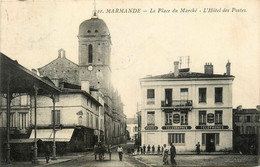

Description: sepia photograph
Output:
[0,0,259,166]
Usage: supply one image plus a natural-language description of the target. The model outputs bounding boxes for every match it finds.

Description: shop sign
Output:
[173,114,180,123]
[162,126,192,130]
[195,125,229,129]
[207,113,214,123]
[145,126,158,130]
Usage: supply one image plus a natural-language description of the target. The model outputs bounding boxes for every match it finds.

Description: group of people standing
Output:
[137,144,166,154]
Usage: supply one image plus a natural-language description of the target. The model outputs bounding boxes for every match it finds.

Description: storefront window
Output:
[168,133,185,144]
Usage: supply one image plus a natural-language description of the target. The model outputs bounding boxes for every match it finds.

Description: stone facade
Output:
[140,61,234,152]
[233,106,260,154]
[38,49,79,86]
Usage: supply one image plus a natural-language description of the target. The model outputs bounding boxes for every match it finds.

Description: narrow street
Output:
[50,152,146,167]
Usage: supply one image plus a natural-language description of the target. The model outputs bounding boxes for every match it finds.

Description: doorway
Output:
[206,133,215,152]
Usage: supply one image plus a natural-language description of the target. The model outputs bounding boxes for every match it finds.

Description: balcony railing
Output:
[161,100,193,109]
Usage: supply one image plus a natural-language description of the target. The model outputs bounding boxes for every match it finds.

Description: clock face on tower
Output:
[87,65,93,71]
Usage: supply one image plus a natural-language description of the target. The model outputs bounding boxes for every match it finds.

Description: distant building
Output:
[29,81,103,152]
[0,95,31,139]
[233,106,260,154]
[126,117,138,141]
[139,61,234,152]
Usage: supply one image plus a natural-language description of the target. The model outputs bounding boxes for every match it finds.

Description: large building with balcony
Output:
[139,61,234,152]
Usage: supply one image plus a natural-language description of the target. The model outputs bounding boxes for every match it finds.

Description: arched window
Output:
[88,44,93,63]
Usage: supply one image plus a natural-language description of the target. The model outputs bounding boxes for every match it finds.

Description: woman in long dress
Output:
[162,144,169,165]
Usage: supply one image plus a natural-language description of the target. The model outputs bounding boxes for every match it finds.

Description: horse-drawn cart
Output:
[94,142,111,161]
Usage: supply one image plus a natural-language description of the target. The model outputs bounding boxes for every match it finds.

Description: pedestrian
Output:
[143,144,146,154]
[137,145,140,153]
[30,145,34,161]
[170,143,177,166]
[196,142,200,154]
[152,145,155,153]
[94,144,98,160]
[140,146,143,154]
[157,145,161,154]
[147,144,151,152]
[108,144,112,160]
[44,145,51,163]
[117,145,124,161]
[161,144,164,155]
[162,144,169,165]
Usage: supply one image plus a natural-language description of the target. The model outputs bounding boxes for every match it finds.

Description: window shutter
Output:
[216,133,219,145]
[202,133,205,145]
[57,111,60,125]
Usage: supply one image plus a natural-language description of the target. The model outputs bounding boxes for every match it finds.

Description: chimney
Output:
[226,60,231,75]
[32,69,37,75]
[174,61,179,77]
[204,62,213,75]
[58,48,66,58]
[237,105,243,111]
[81,80,90,93]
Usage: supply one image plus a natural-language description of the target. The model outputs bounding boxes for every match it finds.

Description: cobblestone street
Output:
[135,154,260,166]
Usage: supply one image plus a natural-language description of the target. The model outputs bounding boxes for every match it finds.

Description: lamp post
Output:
[51,95,57,160]
[32,85,39,164]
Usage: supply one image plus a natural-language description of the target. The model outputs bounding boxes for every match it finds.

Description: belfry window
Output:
[88,44,93,63]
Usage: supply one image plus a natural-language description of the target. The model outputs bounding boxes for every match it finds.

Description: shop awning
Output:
[30,129,74,142]
[9,138,41,144]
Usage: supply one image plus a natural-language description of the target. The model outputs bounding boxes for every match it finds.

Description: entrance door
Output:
[206,133,215,152]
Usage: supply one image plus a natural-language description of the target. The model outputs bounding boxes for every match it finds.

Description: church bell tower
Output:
[78,12,112,96]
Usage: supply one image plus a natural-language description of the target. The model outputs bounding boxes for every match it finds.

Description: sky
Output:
[1,0,259,118]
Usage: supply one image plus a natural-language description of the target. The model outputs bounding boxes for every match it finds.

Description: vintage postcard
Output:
[0,0,259,166]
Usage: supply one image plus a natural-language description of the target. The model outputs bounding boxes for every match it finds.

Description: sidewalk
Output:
[133,154,259,167]
[0,152,89,167]
[132,151,238,155]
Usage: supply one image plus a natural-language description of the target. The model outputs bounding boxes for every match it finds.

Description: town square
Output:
[0,0,259,166]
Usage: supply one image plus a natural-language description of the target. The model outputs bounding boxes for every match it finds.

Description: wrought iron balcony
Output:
[161,100,193,110]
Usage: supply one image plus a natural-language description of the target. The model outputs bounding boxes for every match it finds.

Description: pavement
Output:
[1,143,259,167]
[133,154,260,167]
[0,152,88,167]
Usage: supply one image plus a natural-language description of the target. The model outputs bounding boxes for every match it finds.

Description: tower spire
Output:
[92,0,98,18]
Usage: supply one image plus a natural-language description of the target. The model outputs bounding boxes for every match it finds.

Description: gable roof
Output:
[38,56,78,71]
